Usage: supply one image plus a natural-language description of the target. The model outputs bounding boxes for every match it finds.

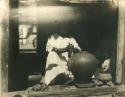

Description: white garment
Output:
[44,35,81,85]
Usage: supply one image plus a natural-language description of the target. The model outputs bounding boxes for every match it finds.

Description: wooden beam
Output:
[3,87,117,97]
[116,0,125,84]
[60,0,115,3]
[28,87,117,97]
[0,0,9,96]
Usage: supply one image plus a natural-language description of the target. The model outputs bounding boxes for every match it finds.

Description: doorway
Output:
[9,1,118,91]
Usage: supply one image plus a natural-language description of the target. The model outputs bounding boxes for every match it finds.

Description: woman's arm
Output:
[52,47,67,53]
[69,38,81,53]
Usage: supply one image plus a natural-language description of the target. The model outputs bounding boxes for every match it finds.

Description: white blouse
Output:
[46,36,81,52]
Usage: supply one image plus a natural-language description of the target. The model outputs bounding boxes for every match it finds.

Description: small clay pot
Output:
[96,73,112,83]
[28,73,42,83]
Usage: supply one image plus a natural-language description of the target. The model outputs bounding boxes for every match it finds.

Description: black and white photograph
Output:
[0,0,125,97]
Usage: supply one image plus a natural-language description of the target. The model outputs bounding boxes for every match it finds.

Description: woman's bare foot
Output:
[27,83,48,92]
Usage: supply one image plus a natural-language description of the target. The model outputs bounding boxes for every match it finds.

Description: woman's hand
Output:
[66,43,74,52]
[66,43,80,53]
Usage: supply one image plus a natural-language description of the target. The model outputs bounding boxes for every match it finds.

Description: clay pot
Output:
[28,73,42,85]
[68,51,98,83]
[96,73,112,82]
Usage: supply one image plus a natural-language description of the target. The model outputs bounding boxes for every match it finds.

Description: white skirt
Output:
[44,51,73,85]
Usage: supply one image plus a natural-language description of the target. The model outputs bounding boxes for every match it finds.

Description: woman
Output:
[30,32,81,91]
[43,32,81,85]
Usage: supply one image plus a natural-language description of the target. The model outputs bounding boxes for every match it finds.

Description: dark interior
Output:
[9,1,118,91]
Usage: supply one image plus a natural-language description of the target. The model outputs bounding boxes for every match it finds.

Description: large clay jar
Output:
[68,51,98,83]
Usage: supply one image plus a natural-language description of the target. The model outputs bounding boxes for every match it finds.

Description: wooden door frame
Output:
[116,0,125,85]
[0,0,125,95]
[0,0,9,96]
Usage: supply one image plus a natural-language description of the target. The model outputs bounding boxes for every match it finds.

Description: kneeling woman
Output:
[30,32,81,91]
[44,32,81,85]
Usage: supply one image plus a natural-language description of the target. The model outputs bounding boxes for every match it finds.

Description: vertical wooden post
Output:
[116,0,125,84]
[0,0,9,95]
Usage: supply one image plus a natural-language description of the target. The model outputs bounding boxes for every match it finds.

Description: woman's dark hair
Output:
[59,31,72,38]
[49,32,72,39]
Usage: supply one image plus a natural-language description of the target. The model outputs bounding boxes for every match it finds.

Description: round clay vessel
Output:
[68,51,98,83]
